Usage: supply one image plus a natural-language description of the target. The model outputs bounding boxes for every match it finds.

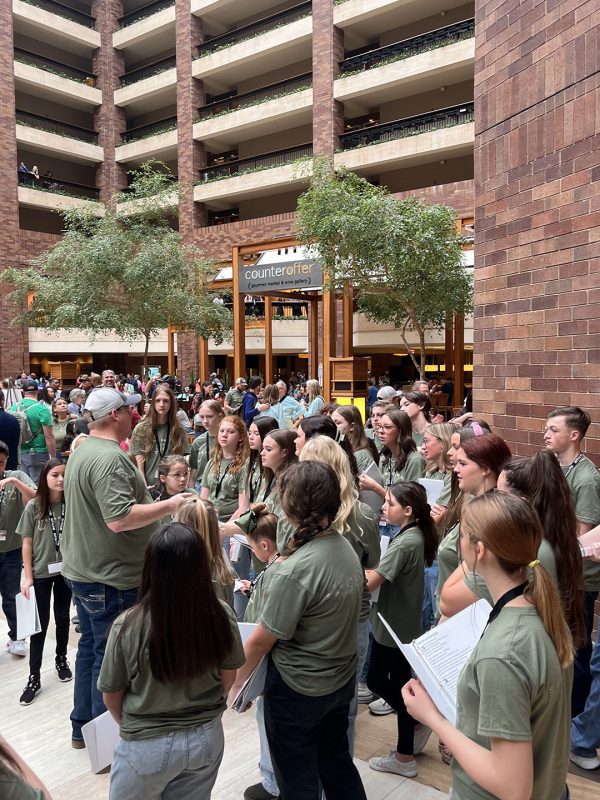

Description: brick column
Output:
[92,0,127,206]
[473,0,600,459]
[175,1,207,377]
[312,0,345,155]
[0,0,28,375]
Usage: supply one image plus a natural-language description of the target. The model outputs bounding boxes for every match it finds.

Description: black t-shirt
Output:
[0,410,21,469]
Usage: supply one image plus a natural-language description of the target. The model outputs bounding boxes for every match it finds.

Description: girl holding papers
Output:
[18,458,72,706]
[402,491,573,800]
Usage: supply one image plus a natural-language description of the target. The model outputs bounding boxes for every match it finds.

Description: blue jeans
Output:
[0,547,22,641]
[572,621,600,756]
[66,580,138,741]
[264,660,366,800]
[572,590,598,717]
[256,696,279,796]
[109,717,224,800]
[347,617,370,756]
[422,559,439,633]
[21,451,50,485]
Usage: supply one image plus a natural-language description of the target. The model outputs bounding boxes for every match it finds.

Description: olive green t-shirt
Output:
[130,422,191,484]
[189,432,215,482]
[0,773,44,800]
[371,526,425,646]
[412,430,425,449]
[0,470,37,553]
[345,502,381,621]
[267,487,296,556]
[452,607,572,800]
[244,559,281,624]
[435,522,461,618]
[366,427,383,453]
[225,387,245,411]
[380,449,426,487]
[52,419,70,452]
[17,499,65,578]
[260,533,363,696]
[201,457,248,522]
[98,600,245,741]
[563,455,600,590]
[62,437,158,590]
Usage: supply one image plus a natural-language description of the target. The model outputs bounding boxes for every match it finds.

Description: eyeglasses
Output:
[380,425,398,432]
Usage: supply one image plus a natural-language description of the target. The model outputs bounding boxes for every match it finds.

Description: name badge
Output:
[0,530,6,542]
[47,561,63,574]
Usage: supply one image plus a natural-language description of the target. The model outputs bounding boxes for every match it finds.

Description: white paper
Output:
[359,461,384,515]
[237,622,257,644]
[82,711,120,774]
[378,599,492,725]
[231,656,268,713]
[418,478,445,506]
[16,588,41,639]
[47,561,63,574]
[370,534,390,604]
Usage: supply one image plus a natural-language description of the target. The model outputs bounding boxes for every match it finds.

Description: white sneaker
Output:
[413,723,432,755]
[7,640,27,657]
[369,751,417,777]
[570,751,600,770]
[368,698,394,716]
[357,683,374,703]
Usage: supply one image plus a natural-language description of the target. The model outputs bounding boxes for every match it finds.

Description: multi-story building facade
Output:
[1,0,476,381]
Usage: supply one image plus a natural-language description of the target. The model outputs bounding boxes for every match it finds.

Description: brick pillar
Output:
[473,0,600,459]
[312,0,345,155]
[92,0,127,206]
[0,0,29,375]
[175,2,207,378]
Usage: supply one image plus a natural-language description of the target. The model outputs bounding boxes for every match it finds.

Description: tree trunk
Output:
[417,325,426,380]
[400,318,422,378]
[143,331,150,379]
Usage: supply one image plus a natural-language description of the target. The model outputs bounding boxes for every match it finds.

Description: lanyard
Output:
[154,424,170,460]
[481,580,528,638]
[205,434,211,463]
[48,502,65,554]
[261,475,276,502]
[215,459,232,498]
[563,452,584,479]
[249,460,261,502]
[246,551,280,598]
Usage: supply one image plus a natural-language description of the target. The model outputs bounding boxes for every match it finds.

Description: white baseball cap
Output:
[377,386,396,401]
[84,388,141,420]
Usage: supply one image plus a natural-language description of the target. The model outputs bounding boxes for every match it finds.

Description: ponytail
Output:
[388,481,437,566]
[527,562,574,669]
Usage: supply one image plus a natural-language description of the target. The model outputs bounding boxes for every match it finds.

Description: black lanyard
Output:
[205,434,211,463]
[261,475,276,502]
[154,424,170,460]
[245,552,280,598]
[563,452,584,479]
[48,502,65,554]
[249,460,262,502]
[215,459,232,498]
[481,580,528,638]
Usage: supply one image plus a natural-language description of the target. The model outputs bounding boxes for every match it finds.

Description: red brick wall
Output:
[312,0,345,155]
[473,0,600,461]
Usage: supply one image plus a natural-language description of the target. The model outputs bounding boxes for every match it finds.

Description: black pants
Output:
[367,639,415,756]
[30,575,72,677]
[264,659,367,800]
[571,590,598,717]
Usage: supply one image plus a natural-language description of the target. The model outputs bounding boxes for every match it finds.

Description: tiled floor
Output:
[1,615,598,799]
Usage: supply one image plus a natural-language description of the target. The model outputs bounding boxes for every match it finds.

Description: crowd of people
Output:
[0,366,599,800]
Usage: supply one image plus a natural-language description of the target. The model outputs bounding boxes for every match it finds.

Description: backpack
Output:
[8,400,37,445]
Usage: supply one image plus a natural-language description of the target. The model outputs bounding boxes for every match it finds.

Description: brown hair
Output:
[175,497,235,587]
[334,404,379,461]
[137,386,188,458]
[461,492,574,668]
[381,407,417,473]
[279,461,341,552]
[246,502,278,545]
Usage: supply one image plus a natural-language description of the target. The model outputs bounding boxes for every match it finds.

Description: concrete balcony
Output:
[192,5,312,88]
[18,184,103,215]
[16,111,103,164]
[114,65,177,114]
[113,1,176,64]
[14,52,101,110]
[334,0,468,33]
[13,0,100,55]
[194,76,312,150]
[115,126,178,164]
[335,103,474,175]
[191,0,279,26]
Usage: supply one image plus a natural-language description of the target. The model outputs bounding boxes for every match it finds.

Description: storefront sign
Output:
[239,258,322,293]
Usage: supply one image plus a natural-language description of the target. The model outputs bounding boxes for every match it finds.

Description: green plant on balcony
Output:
[25,184,99,202]
[197,154,311,186]
[121,123,178,145]
[194,13,311,59]
[17,117,96,145]
[196,83,310,122]
[14,54,95,85]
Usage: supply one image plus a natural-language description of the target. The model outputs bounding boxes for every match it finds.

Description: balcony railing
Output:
[118,0,174,29]
[20,0,95,28]
[339,18,475,75]
[195,1,311,58]
[119,55,176,87]
[16,109,99,144]
[198,143,312,183]
[18,174,99,200]
[14,47,96,85]
[197,73,312,120]
[121,115,178,143]
[339,102,474,150]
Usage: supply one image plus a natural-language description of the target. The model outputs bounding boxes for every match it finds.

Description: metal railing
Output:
[19,174,99,200]
[196,1,311,58]
[19,0,95,28]
[119,55,176,86]
[14,47,96,84]
[339,18,475,74]
[118,0,174,29]
[121,115,177,143]
[198,143,312,182]
[197,73,312,120]
[16,109,98,144]
[339,102,474,150]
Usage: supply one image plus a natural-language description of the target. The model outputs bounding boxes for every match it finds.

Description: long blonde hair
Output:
[461,492,574,668]
[306,379,322,404]
[210,415,250,475]
[174,497,235,587]
[424,422,457,475]
[299,435,356,533]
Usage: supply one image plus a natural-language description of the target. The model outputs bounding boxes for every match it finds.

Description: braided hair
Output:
[278,461,341,552]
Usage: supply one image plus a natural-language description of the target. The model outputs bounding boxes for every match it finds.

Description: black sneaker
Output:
[20,675,42,705]
[56,655,73,682]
